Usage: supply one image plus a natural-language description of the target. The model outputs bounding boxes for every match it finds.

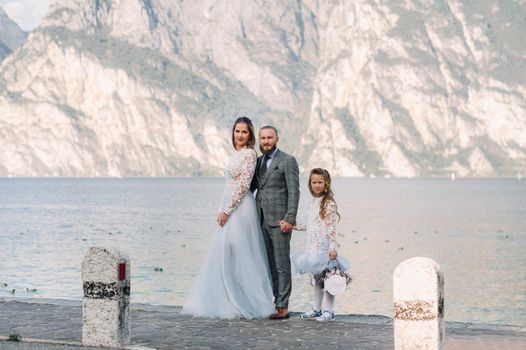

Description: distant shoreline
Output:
[0,176,523,180]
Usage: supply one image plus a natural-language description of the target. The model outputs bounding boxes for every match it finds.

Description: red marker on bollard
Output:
[118,263,126,281]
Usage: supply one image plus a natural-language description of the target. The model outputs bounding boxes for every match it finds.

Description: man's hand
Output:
[328,250,338,260]
[217,212,229,227]
[279,220,293,233]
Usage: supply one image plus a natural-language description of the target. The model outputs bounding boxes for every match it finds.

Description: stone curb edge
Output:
[0,336,157,350]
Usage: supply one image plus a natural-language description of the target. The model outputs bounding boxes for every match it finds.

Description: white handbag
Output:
[323,259,351,296]
[324,270,347,296]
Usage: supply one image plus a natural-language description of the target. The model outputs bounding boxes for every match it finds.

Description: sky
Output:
[0,0,50,31]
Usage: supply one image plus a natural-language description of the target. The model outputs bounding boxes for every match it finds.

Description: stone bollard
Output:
[393,257,444,350]
[82,246,130,348]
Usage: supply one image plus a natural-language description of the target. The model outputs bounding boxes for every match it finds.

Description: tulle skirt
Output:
[181,190,275,319]
[292,251,350,275]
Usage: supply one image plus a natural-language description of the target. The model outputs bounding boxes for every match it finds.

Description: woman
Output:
[181,117,275,319]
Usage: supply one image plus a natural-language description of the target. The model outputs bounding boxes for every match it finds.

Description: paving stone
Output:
[1,299,525,350]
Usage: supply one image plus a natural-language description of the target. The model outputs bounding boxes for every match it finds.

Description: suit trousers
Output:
[260,212,292,308]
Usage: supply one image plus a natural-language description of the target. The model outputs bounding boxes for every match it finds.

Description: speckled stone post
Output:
[393,257,444,350]
[82,246,130,348]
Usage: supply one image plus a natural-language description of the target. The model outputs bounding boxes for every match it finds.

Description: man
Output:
[251,125,300,319]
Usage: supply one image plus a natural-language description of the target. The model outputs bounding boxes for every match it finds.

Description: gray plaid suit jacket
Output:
[251,149,300,226]
[251,148,299,307]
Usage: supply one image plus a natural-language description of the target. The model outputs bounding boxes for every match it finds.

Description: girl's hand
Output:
[328,250,338,260]
[217,212,229,227]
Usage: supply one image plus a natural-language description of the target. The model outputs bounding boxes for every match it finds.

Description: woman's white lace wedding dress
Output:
[181,147,275,319]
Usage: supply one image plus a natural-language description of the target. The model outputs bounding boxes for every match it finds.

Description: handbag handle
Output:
[325,257,342,271]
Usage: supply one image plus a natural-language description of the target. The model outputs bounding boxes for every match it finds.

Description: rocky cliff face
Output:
[0,7,27,62]
[0,0,524,177]
[303,0,526,177]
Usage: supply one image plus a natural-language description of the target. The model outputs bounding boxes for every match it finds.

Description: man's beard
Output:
[260,144,277,155]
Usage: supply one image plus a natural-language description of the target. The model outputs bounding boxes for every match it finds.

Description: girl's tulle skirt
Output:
[291,251,350,275]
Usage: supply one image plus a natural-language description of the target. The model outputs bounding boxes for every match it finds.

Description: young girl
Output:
[291,168,349,322]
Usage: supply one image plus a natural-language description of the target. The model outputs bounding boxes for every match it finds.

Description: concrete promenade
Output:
[0,298,524,350]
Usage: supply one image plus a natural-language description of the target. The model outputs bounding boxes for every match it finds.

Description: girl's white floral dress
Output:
[292,197,349,275]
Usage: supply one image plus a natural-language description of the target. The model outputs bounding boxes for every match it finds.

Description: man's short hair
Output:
[260,125,279,137]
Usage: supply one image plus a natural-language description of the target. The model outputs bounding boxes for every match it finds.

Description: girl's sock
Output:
[313,281,323,311]
[324,291,335,312]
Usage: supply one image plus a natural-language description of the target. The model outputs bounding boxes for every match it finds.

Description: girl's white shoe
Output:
[315,310,335,322]
[299,309,322,319]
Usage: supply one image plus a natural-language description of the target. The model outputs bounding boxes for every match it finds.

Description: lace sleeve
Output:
[293,224,306,231]
[324,201,338,251]
[222,149,256,215]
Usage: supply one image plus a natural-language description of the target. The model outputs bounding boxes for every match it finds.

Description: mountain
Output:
[0,41,10,61]
[0,7,27,61]
[0,0,524,177]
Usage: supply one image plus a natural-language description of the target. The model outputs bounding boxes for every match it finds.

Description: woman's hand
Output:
[217,212,229,227]
[328,250,338,260]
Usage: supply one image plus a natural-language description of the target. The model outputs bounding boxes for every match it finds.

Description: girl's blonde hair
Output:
[308,168,340,221]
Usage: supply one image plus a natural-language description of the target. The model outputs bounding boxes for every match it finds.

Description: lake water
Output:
[0,178,524,326]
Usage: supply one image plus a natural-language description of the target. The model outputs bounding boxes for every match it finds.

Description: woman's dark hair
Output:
[231,116,256,149]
